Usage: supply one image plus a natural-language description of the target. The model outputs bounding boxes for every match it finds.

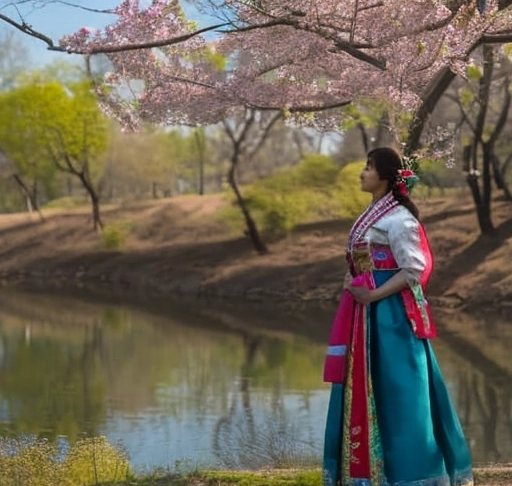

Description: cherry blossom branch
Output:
[252,100,352,113]
[480,33,512,44]
[328,39,385,69]
[0,12,229,54]
[58,23,231,54]
[162,76,352,113]
[221,17,387,69]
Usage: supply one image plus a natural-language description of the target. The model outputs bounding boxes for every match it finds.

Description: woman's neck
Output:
[371,189,390,203]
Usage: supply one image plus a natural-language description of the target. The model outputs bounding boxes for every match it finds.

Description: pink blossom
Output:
[58,0,512,132]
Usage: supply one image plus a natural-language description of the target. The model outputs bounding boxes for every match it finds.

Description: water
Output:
[0,289,509,472]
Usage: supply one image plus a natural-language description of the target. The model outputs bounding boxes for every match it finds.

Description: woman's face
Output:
[360,161,388,195]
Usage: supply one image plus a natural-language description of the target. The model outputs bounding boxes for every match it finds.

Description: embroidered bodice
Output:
[365,205,426,285]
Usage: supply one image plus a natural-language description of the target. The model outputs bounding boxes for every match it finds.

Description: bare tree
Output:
[222,109,281,255]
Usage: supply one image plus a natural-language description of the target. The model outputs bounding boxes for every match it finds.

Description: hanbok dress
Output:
[322,193,473,486]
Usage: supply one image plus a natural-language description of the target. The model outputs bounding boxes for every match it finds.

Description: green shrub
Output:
[101,220,132,250]
[60,436,131,485]
[294,154,340,190]
[0,439,59,486]
[218,156,370,241]
[0,436,131,486]
[244,174,311,239]
[335,161,370,218]
[44,197,88,209]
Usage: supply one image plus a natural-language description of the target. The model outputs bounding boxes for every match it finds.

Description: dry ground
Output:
[0,192,510,311]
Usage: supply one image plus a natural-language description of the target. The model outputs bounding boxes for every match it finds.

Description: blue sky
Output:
[0,1,214,67]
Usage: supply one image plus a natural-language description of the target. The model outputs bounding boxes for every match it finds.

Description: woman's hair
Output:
[367,147,420,219]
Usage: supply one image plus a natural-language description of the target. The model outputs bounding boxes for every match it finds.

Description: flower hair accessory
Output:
[394,169,419,196]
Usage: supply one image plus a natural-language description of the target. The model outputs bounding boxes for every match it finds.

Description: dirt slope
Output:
[0,193,510,311]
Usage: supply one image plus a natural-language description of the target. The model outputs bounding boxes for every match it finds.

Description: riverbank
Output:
[0,193,510,311]
[130,466,512,486]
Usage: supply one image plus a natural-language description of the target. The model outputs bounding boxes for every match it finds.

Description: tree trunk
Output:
[482,143,492,225]
[405,68,456,154]
[491,152,512,201]
[78,172,103,231]
[357,122,369,153]
[194,129,206,196]
[12,175,44,221]
[463,144,494,234]
[465,174,493,233]
[228,160,268,255]
[199,157,205,195]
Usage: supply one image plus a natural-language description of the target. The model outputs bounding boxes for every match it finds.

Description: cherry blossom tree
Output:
[2,0,512,243]
[3,1,512,129]
[36,1,510,149]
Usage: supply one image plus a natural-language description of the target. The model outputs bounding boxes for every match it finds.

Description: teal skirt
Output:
[323,270,473,486]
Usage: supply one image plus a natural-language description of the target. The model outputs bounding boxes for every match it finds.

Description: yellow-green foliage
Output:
[335,161,371,218]
[0,436,131,486]
[44,197,89,209]
[221,154,370,239]
[245,174,311,239]
[195,469,323,486]
[243,155,342,239]
[101,220,132,250]
[60,437,131,485]
[0,440,60,486]
[221,156,371,240]
[293,154,340,189]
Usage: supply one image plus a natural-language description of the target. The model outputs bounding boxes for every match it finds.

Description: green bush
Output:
[244,171,311,239]
[335,161,371,218]
[0,436,131,486]
[101,220,132,250]
[44,197,89,209]
[294,154,340,189]
[0,439,59,486]
[60,436,131,485]
[219,156,371,241]
[242,155,344,238]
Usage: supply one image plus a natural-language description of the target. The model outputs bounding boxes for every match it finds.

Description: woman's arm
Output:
[348,270,408,305]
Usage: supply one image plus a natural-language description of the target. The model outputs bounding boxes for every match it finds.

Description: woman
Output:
[322,147,473,486]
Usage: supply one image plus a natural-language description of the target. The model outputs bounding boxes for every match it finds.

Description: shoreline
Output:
[0,263,509,316]
[0,194,510,314]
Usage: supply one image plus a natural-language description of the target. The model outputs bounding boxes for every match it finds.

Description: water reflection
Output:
[0,290,509,470]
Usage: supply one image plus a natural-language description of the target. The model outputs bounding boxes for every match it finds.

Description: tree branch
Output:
[251,99,353,112]
[61,23,231,54]
[221,17,387,70]
[0,12,56,49]
[247,111,282,159]
[50,1,115,14]
[488,76,510,146]
[480,33,512,44]
[0,13,229,54]
[445,92,477,133]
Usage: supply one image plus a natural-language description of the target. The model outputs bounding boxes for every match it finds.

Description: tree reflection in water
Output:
[212,331,318,469]
[0,290,510,468]
[432,312,512,465]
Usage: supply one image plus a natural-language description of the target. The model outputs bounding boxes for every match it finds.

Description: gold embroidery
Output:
[340,312,356,484]
[351,243,374,274]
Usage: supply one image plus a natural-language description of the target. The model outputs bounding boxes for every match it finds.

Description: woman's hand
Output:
[348,285,377,305]
[343,271,353,290]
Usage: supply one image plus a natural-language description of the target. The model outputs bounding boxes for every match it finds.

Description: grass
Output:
[0,434,510,486]
[121,467,512,486]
